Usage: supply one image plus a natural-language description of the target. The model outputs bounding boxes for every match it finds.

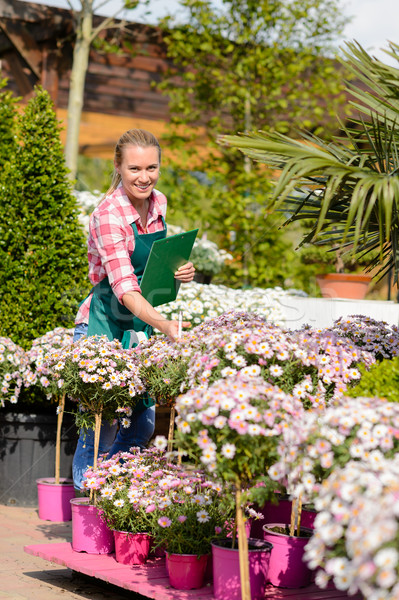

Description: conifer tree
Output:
[0,86,89,347]
[0,78,18,168]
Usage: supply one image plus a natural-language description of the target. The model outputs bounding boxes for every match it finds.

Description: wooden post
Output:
[236,487,251,600]
[55,394,65,485]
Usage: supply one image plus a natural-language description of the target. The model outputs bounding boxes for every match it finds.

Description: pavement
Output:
[0,503,144,600]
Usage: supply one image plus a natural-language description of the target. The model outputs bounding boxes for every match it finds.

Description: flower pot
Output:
[262,523,313,588]
[166,552,208,590]
[113,531,151,565]
[301,505,317,529]
[70,497,114,554]
[0,410,77,507]
[251,496,292,539]
[212,537,273,600]
[316,272,372,299]
[36,477,75,521]
[251,499,316,538]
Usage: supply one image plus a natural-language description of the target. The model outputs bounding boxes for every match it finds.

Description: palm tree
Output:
[220,41,399,284]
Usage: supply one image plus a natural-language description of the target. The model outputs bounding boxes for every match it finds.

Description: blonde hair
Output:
[105,129,161,197]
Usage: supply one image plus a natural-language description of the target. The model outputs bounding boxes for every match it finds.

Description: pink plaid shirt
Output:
[75,184,167,324]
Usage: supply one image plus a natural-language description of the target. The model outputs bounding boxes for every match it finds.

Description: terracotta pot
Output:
[36,477,75,522]
[316,272,372,299]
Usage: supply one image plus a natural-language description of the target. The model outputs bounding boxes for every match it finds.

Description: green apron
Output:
[86,217,167,410]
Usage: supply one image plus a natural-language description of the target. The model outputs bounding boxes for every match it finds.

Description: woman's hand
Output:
[174,261,195,282]
[161,319,192,342]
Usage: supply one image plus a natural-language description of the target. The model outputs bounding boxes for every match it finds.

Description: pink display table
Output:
[24,542,362,600]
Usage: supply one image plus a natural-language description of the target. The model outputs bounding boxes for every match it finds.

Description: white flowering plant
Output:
[190,236,233,276]
[157,280,301,327]
[82,447,168,531]
[137,310,374,411]
[268,395,399,503]
[149,465,232,556]
[330,315,399,361]
[44,335,145,431]
[0,337,27,407]
[174,372,305,496]
[23,327,74,401]
[82,445,231,555]
[305,458,399,599]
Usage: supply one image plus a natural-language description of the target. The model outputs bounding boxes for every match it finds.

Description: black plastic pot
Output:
[0,410,78,507]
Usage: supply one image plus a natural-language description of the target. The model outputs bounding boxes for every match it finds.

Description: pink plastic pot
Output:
[70,497,114,554]
[301,506,317,529]
[114,531,151,565]
[212,537,272,600]
[251,497,292,539]
[36,478,75,522]
[262,523,313,588]
[166,552,208,590]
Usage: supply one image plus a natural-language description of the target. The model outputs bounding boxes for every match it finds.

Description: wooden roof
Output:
[0,0,172,157]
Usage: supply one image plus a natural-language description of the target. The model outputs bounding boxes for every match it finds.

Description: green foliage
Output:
[75,155,113,193]
[158,0,350,141]
[0,86,90,348]
[154,0,350,288]
[221,42,399,284]
[0,78,18,169]
[158,166,297,288]
[347,358,399,403]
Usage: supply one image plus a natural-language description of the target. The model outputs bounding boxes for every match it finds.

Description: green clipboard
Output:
[140,228,198,306]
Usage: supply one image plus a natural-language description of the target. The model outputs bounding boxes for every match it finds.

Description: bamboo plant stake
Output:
[89,409,103,504]
[55,394,65,485]
[289,493,303,537]
[167,405,175,453]
[236,487,251,600]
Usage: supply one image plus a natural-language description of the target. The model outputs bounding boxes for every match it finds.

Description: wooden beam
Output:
[2,49,36,97]
[0,19,42,78]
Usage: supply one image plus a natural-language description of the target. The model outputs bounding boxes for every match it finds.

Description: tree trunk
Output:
[64,0,93,181]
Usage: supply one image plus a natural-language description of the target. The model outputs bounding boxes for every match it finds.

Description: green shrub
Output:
[0,86,90,348]
[0,77,18,168]
[347,358,399,403]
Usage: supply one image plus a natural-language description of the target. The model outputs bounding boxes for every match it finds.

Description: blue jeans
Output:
[72,322,155,490]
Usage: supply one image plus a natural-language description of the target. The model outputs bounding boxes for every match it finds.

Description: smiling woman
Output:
[71,128,195,491]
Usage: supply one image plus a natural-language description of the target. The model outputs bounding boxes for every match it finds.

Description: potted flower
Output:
[190,235,233,284]
[0,336,31,506]
[149,465,232,590]
[174,372,305,599]
[138,310,374,416]
[0,336,26,408]
[24,327,76,521]
[304,458,399,598]
[44,334,146,553]
[297,241,374,300]
[266,392,399,578]
[330,315,399,362]
[82,447,169,564]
